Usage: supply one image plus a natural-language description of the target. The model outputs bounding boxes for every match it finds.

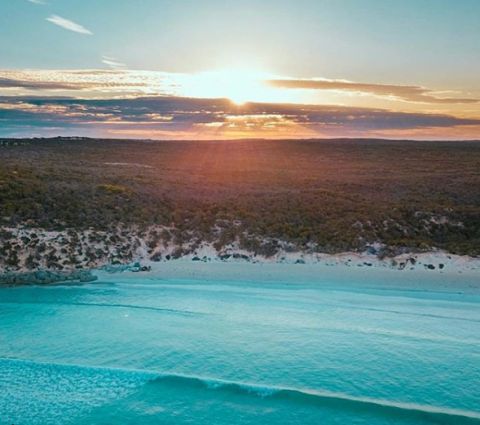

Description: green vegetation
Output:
[0,137,479,261]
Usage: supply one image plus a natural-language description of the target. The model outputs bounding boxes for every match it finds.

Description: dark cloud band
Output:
[0,95,479,139]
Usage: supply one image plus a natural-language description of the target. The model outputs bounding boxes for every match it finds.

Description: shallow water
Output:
[1,270,479,424]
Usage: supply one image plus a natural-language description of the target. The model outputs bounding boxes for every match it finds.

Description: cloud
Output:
[101,56,126,69]
[0,77,88,90]
[1,96,479,140]
[269,79,479,104]
[46,15,93,35]
[27,0,46,4]
[2,69,479,119]
[0,70,478,139]
[0,70,175,97]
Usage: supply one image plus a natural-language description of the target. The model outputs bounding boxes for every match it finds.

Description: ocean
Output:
[1,265,479,424]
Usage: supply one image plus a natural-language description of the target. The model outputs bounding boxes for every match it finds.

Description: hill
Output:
[0,137,479,271]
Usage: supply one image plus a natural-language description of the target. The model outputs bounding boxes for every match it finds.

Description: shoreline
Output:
[2,249,478,290]
[95,252,480,292]
[1,223,479,275]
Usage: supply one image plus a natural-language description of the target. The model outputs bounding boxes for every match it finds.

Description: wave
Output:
[3,358,479,424]
[336,304,480,324]
[150,374,480,423]
[0,300,202,316]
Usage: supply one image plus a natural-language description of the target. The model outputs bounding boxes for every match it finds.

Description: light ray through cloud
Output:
[1,95,479,140]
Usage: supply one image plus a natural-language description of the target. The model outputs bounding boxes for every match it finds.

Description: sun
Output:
[179,68,271,105]
[175,67,314,105]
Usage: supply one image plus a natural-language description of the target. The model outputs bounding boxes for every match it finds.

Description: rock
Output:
[128,262,151,272]
[150,252,162,262]
[426,264,435,270]
[78,271,98,282]
[295,259,306,264]
[232,253,250,261]
[34,271,48,281]
[192,256,201,261]
[130,262,142,272]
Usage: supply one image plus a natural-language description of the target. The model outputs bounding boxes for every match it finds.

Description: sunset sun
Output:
[172,68,320,107]
[179,68,271,105]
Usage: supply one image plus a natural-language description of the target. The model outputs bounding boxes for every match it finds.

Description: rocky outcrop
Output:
[0,269,97,286]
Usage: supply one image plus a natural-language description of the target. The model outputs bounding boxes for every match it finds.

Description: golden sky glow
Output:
[1,66,479,140]
[1,68,479,116]
[1,0,479,139]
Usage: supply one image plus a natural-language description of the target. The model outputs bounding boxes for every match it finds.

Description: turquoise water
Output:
[0,269,479,424]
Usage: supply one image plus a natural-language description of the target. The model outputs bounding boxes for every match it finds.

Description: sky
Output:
[0,0,479,140]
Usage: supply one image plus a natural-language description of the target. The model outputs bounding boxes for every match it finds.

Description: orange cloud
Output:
[1,96,479,140]
[269,79,479,104]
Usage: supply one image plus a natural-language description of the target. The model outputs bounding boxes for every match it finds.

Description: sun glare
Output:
[172,67,322,106]
[178,69,269,105]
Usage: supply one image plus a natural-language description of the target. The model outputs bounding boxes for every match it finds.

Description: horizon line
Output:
[1,136,479,143]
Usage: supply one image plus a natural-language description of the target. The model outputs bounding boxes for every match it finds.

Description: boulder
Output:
[0,269,98,285]
[77,271,98,282]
